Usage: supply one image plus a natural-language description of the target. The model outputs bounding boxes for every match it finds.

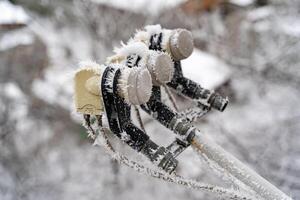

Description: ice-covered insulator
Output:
[169,29,194,61]
[78,63,152,114]
[118,67,153,105]
[147,51,174,86]
[110,42,175,86]
[134,25,194,61]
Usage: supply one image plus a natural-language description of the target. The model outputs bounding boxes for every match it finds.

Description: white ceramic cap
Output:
[169,29,194,61]
[122,68,152,105]
[147,51,174,86]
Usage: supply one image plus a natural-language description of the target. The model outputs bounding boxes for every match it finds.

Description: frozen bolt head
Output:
[147,52,174,86]
[169,29,194,61]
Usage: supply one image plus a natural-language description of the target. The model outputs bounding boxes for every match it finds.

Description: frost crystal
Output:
[0,1,30,25]
[144,24,162,35]
[120,131,131,142]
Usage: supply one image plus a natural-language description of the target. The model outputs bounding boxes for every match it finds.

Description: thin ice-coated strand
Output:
[193,145,260,198]
[134,106,146,133]
[192,131,293,200]
[94,128,258,200]
[163,84,179,111]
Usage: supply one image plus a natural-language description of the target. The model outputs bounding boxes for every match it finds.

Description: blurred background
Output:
[0,0,299,199]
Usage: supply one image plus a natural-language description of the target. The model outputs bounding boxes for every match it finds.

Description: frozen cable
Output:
[92,123,258,200]
[163,84,179,112]
[134,106,147,133]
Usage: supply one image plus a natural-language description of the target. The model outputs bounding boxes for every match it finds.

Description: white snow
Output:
[2,82,24,99]
[1,82,28,120]
[181,49,231,89]
[144,24,162,36]
[279,17,300,37]
[246,7,300,37]
[0,1,30,25]
[32,67,74,109]
[114,42,148,58]
[90,0,186,15]
[247,7,274,22]
[0,31,34,51]
[230,0,254,7]
[78,60,102,73]
[30,21,95,110]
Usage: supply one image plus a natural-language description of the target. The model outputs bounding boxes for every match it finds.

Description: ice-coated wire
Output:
[97,131,258,200]
[89,122,258,200]
[191,132,293,200]
[193,142,260,197]
[163,84,179,112]
[134,106,146,133]
[81,98,291,200]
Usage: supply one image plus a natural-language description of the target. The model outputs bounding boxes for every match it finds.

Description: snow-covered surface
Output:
[113,42,148,58]
[247,7,273,22]
[0,1,29,25]
[181,49,231,89]
[1,82,28,120]
[32,67,74,109]
[30,21,93,111]
[278,17,300,37]
[230,0,254,7]
[2,82,24,99]
[90,0,186,15]
[0,31,34,51]
[247,7,300,37]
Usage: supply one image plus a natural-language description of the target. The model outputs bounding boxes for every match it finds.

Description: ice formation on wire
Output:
[92,124,258,200]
